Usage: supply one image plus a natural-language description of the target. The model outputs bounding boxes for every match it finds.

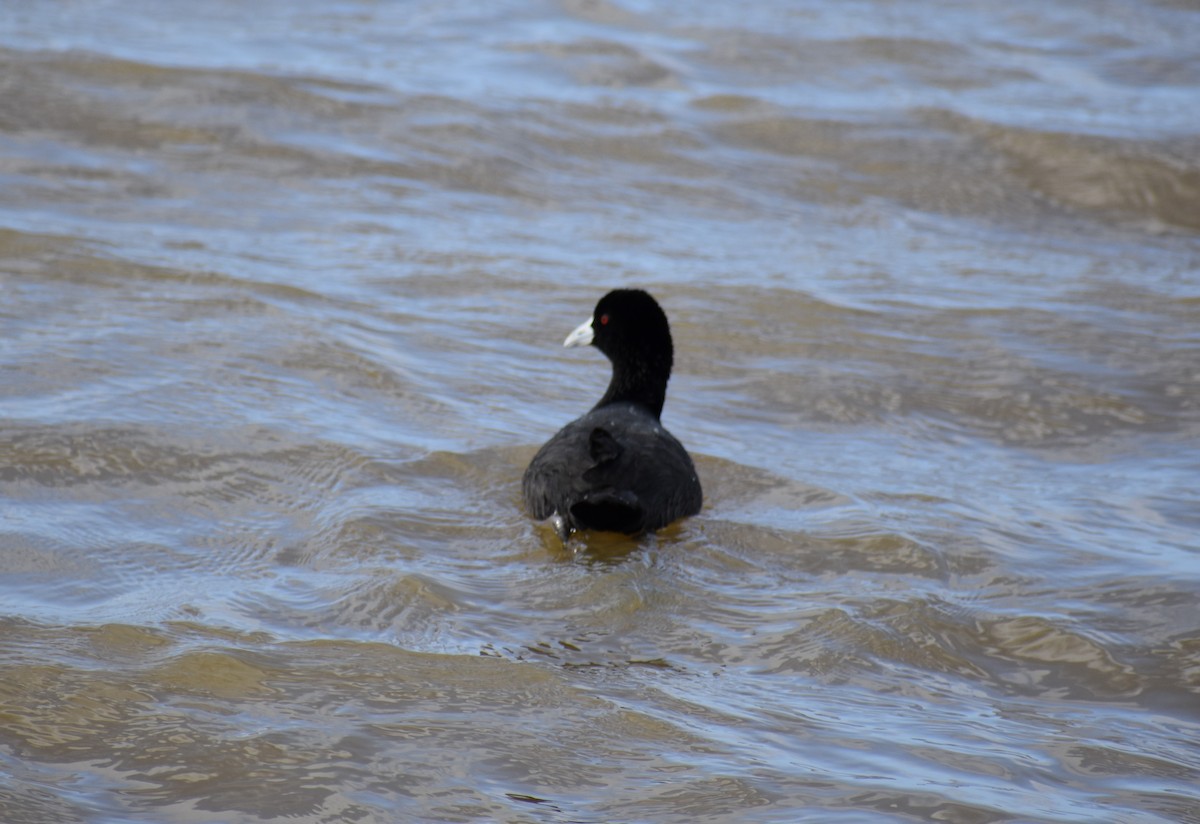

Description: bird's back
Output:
[522,402,702,535]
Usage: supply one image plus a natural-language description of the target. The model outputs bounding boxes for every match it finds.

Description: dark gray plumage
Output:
[522,289,702,538]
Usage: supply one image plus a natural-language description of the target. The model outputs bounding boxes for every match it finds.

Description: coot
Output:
[522,289,702,538]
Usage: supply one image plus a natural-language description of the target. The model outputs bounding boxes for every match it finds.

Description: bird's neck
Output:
[595,360,669,419]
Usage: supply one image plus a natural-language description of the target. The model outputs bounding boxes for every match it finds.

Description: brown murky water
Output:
[2,1,1199,822]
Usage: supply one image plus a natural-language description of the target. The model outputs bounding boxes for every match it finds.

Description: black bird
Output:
[522,289,702,539]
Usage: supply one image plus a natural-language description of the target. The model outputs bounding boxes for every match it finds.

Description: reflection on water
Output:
[2,0,1199,821]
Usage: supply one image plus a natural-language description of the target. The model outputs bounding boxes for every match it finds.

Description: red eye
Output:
[599,314,610,326]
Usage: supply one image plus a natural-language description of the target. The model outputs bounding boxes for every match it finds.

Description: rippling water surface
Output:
[3,1,1199,822]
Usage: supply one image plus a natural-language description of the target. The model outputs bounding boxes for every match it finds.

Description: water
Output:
[2,1,1199,821]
